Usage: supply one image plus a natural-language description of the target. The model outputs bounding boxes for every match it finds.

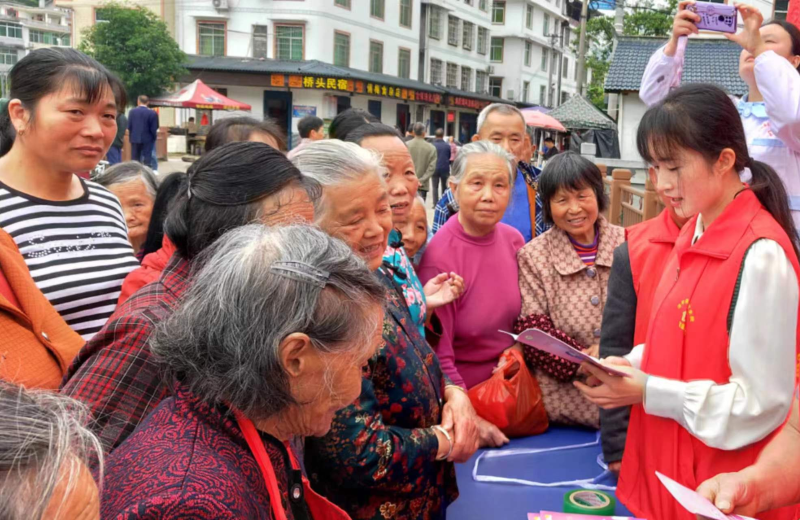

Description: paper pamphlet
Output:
[656,471,756,520]
[501,329,630,378]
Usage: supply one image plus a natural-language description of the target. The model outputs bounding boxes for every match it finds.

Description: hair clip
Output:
[270,261,330,289]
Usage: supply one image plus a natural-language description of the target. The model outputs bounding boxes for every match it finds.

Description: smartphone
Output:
[686,1,738,33]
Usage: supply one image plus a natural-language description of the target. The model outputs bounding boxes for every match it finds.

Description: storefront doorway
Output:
[396,104,410,134]
[459,113,478,144]
[264,90,292,147]
[429,110,445,136]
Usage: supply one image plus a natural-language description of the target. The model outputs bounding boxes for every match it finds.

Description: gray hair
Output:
[93,161,159,198]
[151,223,386,422]
[450,141,515,186]
[0,381,103,520]
[290,140,386,219]
[476,103,526,134]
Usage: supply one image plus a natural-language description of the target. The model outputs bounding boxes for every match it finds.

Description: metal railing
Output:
[599,165,664,227]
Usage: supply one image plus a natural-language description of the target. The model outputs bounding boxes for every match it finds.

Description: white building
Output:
[0,1,70,77]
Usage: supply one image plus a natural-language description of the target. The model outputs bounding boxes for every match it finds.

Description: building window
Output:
[275,25,303,61]
[463,21,474,50]
[0,22,22,39]
[523,81,530,102]
[492,1,505,24]
[398,48,411,78]
[198,22,225,56]
[94,8,110,23]
[541,48,549,71]
[400,0,412,28]
[461,66,472,91]
[524,41,532,67]
[563,27,571,46]
[465,0,473,4]
[0,46,16,64]
[489,77,502,98]
[562,56,569,78]
[429,7,442,39]
[448,16,459,46]
[446,62,458,88]
[775,0,788,18]
[476,70,487,93]
[543,13,550,36]
[477,27,487,54]
[334,0,350,7]
[431,58,443,84]
[369,40,383,73]
[370,0,385,19]
[540,85,547,104]
[334,31,350,67]
[526,4,533,29]
[561,91,569,104]
[30,30,68,45]
[490,37,503,62]
[253,25,267,58]
[480,0,488,11]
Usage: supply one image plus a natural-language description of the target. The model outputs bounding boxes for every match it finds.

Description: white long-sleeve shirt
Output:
[625,216,798,450]
[640,47,800,227]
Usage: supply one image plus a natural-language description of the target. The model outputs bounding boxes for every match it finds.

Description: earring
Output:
[17,127,24,136]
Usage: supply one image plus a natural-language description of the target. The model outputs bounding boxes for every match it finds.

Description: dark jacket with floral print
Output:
[305,269,458,520]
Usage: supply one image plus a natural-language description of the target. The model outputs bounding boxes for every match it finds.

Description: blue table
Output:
[447,427,634,519]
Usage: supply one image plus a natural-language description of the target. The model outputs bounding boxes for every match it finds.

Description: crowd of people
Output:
[1,4,800,519]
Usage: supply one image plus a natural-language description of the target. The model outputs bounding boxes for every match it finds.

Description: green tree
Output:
[79,4,187,104]
[575,0,677,109]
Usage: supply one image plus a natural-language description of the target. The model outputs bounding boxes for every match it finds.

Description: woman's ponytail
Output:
[747,158,800,259]
[0,100,16,158]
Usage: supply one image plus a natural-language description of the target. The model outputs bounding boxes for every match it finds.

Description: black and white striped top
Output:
[0,178,139,340]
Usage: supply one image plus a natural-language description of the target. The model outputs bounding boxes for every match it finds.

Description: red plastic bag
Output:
[468,349,549,438]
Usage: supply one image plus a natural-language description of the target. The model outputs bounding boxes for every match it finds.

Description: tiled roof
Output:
[604,37,747,96]
[548,95,617,130]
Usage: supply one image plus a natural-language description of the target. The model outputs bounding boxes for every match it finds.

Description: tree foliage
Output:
[79,4,187,104]
[575,0,677,109]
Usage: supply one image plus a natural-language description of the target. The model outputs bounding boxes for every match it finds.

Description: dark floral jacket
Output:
[305,269,458,520]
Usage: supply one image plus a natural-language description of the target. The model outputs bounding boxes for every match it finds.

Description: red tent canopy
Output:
[149,79,251,111]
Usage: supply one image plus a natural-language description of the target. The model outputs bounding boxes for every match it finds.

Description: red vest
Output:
[627,209,682,345]
[618,190,800,520]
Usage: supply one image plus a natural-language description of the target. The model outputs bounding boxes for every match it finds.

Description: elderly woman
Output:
[516,151,625,428]
[101,224,382,519]
[62,142,318,455]
[292,139,479,520]
[396,195,429,263]
[0,381,103,520]
[93,161,159,257]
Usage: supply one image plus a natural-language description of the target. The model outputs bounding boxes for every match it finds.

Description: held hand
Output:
[584,344,600,359]
[725,4,765,56]
[665,1,700,56]
[583,355,631,385]
[492,344,523,374]
[441,387,480,462]
[475,415,510,448]
[424,272,465,310]
[696,470,761,518]
[574,362,647,409]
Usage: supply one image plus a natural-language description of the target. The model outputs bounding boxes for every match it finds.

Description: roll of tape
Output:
[563,489,616,516]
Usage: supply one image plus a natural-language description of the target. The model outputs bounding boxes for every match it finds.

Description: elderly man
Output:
[433,104,546,242]
[407,122,437,201]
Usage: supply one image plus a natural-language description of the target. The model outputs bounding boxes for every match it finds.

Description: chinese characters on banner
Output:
[270,74,447,104]
[447,96,491,111]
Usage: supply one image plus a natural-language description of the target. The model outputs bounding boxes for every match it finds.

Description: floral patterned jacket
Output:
[305,269,457,520]
[383,229,427,338]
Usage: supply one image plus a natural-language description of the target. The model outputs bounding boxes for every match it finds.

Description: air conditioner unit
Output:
[212,0,229,10]
[486,65,494,74]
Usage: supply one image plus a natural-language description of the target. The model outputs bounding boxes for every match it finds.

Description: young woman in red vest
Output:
[577,83,800,520]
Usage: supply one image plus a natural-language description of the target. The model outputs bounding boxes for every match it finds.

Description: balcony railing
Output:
[599,166,664,227]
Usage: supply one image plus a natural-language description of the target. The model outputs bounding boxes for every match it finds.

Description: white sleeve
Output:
[755,50,800,153]
[643,239,798,450]
[640,46,682,107]
[623,344,645,370]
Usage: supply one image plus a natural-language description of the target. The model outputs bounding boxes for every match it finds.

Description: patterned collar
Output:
[547,216,617,276]
[737,95,767,118]
[518,160,542,189]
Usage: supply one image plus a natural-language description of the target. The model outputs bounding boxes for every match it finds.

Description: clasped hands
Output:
[574,356,649,409]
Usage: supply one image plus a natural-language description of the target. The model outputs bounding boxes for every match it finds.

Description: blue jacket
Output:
[127,105,159,144]
[432,139,451,176]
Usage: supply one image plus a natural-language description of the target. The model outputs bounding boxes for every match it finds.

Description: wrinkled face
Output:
[739,24,800,85]
[451,153,511,235]
[107,179,154,253]
[549,185,599,240]
[396,198,428,259]
[360,135,419,222]
[11,83,117,174]
[478,111,526,165]
[317,175,393,270]
[649,147,719,221]
[42,458,100,520]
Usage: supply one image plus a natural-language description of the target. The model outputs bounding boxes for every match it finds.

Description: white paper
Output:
[501,329,630,378]
[656,471,757,520]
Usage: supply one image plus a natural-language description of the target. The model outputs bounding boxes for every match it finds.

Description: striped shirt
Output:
[0,178,139,340]
[569,231,599,266]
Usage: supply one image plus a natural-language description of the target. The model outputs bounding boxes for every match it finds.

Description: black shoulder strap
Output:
[727,243,757,335]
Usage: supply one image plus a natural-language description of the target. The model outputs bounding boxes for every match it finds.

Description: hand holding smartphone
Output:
[685,1,738,33]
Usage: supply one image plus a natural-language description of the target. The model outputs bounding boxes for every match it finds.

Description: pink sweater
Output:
[418,216,524,389]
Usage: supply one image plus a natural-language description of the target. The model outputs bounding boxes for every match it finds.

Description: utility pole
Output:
[547,34,555,107]
[575,0,590,96]
[555,24,566,107]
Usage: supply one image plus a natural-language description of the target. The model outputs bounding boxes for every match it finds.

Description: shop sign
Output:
[270,74,443,104]
[292,105,317,118]
[448,96,491,110]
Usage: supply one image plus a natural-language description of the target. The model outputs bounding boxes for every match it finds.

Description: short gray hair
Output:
[476,103,526,134]
[450,141,515,186]
[0,381,103,520]
[290,140,386,219]
[93,161,159,198]
[151,223,386,422]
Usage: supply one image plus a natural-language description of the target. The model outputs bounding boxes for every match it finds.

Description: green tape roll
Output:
[563,489,616,516]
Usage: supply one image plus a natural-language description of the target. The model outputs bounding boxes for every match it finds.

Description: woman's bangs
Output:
[57,66,116,106]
